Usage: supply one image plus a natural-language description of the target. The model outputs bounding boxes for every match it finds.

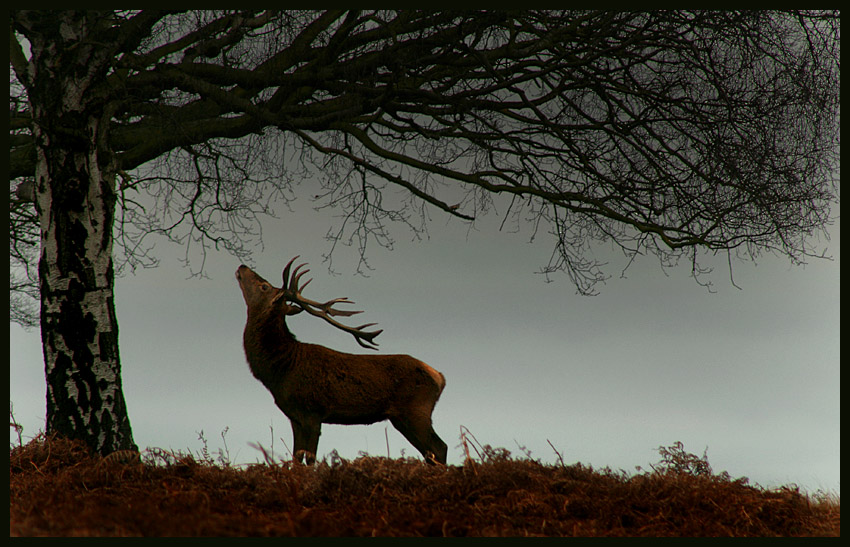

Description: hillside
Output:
[9,435,839,537]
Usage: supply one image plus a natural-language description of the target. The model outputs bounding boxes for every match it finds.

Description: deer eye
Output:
[260,283,269,291]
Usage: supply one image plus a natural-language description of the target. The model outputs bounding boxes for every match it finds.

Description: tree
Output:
[9,10,840,455]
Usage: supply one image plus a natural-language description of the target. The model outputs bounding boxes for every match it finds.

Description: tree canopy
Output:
[11,10,840,303]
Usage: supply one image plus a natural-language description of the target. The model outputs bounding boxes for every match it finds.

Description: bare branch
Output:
[10,10,840,299]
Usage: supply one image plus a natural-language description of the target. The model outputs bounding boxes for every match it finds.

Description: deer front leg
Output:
[290,418,321,465]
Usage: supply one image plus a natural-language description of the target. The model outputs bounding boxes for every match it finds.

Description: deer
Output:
[235,257,448,465]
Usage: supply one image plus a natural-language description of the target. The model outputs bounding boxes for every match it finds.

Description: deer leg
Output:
[290,418,321,465]
[429,429,448,465]
[391,416,447,465]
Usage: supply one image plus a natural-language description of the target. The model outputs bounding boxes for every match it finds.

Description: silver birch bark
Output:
[24,11,136,454]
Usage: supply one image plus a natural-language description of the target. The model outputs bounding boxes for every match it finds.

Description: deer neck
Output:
[243,309,300,382]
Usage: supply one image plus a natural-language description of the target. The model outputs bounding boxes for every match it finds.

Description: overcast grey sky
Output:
[9,186,840,495]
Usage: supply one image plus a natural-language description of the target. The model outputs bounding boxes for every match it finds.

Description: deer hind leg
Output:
[429,429,448,464]
[391,415,447,465]
[290,418,321,465]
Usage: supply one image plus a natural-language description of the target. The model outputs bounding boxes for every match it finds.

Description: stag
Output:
[236,257,448,465]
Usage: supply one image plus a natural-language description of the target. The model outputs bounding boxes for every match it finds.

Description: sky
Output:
[9,185,840,495]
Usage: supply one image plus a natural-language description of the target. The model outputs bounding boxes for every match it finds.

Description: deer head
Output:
[236,256,383,349]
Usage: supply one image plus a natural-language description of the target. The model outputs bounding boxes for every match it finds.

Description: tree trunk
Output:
[26,11,137,455]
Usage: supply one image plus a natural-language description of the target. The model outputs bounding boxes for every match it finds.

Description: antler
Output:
[278,256,383,350]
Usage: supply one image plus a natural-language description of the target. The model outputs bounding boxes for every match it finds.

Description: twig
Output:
[547,439,567,470]
[385,426,390,459]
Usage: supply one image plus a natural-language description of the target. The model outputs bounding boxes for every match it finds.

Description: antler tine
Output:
[278,257,383,349]
[296,304,383,349]
[290,264,310,289]
[282,256,313,295]
[290,263,308,289]
[347,324,383,349]
[352,325,383,350]
[317,297,362,317]
[282,255,300,286]
[297,277,313,292]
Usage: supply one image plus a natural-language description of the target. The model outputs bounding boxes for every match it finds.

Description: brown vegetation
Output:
[9,435,839,537]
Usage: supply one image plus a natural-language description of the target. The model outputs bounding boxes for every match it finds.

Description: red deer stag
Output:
[236,257,448,465]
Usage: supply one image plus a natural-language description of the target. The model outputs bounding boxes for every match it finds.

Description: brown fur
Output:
[236,264,447,464]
